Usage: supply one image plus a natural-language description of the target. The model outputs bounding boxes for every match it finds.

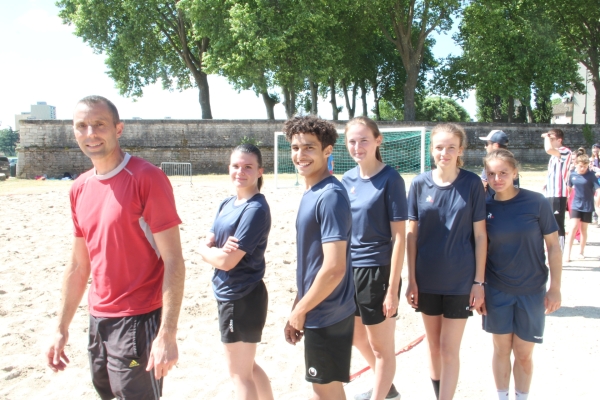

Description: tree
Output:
[58,0,214,119]
[374,0,462,121]
[0,128,19,156]
[380,96,469,121]
[544,0,600,124]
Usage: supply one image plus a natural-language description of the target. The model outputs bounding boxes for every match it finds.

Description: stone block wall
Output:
[16,119,600,178]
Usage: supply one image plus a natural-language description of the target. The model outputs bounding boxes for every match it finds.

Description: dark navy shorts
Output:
[304,313,354,384]
[353,265,401,325]
[416,292,473,319]
[570,210,593,223]
[482,285,546,344]
[217,280,268,343]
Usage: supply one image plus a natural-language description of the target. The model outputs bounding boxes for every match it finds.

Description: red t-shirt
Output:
[70,154,182,317]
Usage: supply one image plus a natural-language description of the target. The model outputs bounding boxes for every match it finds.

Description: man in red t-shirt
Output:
[45,96,185,400]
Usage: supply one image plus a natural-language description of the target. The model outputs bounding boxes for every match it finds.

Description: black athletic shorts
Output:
[217,280,268,343]
[548,197,567,236]
[570,210,593,223]
[304,313,354,384]
[353,265,402,325]
[88,308,163,400]
[416,293,473,319]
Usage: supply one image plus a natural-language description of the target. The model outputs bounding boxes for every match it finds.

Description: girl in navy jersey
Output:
[341,117,407,400]
[564,148,600,262]
[483,149,562,400]
[198,144,274,400]
[406,123,487,400]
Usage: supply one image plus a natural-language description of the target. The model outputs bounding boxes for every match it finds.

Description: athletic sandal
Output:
[354,384,400,400]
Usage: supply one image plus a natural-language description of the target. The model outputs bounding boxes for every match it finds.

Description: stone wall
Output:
[16,119,600,178]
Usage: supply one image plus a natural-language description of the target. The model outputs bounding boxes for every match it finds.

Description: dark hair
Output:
[345,116,383,162]
[575,147,589,165]
[77,95,120,125]
[232,143,264,191]
[283,115,338,149]
[431,123,467,167]
[483,149,520,171]
[548,128,564,142]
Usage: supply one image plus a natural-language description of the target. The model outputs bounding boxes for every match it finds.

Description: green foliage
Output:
[379,101,404,121]
[551,98,563,106]
[239,135,262,146]
[0,128,19,156]
[417,97,470,122]
[582,124,594,148]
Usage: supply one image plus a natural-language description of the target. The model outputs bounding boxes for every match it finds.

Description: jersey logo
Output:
[129,360,140,368]
[534,335,543,340]
[487,213,494,219]
[425,195,433,203]
[351,186,356,194]
[554,210,559,214]
[308,367,317,377]
[229,319,234,332]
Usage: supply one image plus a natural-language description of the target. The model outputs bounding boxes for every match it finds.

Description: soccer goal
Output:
[161,162,193,185]
[273,127,430,188]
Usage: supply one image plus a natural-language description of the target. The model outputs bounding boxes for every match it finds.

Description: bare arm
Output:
[383,221,405,317]
[284,294,303,345]
[146,225,186,379]
[287,241,347,331]
[46,237,91,372]
[544,231,562,314]
[198,240,246,271]
[405,220,418,307]
[471,220,487,313]
[542,134,561,158]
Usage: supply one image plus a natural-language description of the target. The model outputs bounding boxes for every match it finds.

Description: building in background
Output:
[14,102,56,130]
[572,63,596,125]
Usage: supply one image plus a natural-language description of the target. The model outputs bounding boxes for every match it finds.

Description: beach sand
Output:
[0,172,598,399]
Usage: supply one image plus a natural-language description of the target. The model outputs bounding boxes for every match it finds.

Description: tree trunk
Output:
[261,92,277,120]
[342,80,356,119]
[193,70,212,119]
[507,95,514,123]
[329,77,339,121]
[526,105,534,123]
[593,73,600,124]
[309,78,318,115]
[282,86,296,119]
[371,79,380,121]
[403,65,418,121]
[360,80,368,117]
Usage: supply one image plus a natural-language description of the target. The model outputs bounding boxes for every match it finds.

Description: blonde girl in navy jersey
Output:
[341,117,407,400]
[198,144,274,400]
[483,149,562,400]
[406,123,487,400]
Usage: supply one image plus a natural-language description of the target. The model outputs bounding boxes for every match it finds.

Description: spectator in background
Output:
[478,130,519,197]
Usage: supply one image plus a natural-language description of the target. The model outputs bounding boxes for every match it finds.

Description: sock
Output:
[497,389,509,399]
[515,390,529,399]
[431,379,440,399]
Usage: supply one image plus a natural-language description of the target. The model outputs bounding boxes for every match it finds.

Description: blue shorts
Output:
[482,285,546,344]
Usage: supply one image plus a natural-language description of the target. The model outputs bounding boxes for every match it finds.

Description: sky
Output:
[0,0,476,129]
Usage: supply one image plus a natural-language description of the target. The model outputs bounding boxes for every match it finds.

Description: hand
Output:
[405,281,418,309]
[284,321,304,345]
[222,236,240,253]
[469,284,485,311]
[46,331,70,372]
[541,132,548,138]
[544,287,561,314]
[287,308,306,331]
[382,288,399,318]
[476,300,487,316]
[146,330,178,379]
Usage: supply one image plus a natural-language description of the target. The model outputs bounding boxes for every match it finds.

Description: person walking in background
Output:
[482,149,562,400]
[590,143,600,226]
[198,144,274,400]
[342,117,406,400]
[541,129,571,250]
[564,148,600,263]
[406,123,487,400]
[46,96,185,399]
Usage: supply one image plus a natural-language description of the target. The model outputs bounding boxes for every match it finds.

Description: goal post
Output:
[274,127,430,188]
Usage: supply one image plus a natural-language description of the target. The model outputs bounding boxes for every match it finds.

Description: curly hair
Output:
[283,115,338,149]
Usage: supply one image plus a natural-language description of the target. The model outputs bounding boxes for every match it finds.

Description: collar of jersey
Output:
[94,153,131,181]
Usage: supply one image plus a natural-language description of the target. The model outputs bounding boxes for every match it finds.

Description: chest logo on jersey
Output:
[351,186,356,194]
[425,195,434,203]
[487,212,494,219]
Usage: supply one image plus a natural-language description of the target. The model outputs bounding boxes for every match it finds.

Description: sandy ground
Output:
[0,171,598,399]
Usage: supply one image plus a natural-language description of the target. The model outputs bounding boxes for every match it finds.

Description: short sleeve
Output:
[407,179,419,221]
[538,195,559,235]
[568,172,574,187]
[386,172,408,221]
[209,198,229,234]
[234,206,270,255]
[140,168,182,233]
[316,189,351,244]
[69,185,84,237]
[594,177,600,191]
[471,176,487,222]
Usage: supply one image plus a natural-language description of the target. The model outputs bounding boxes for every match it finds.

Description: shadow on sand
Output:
[548,306,600,319]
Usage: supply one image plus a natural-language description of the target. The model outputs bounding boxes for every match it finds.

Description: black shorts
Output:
[416,293,473,319]
[570,210,593,223]
[304,314,354,384]
[217,280,268,343]
[88,308,163,400]
[548,197,567,236]
[353,265,402,325]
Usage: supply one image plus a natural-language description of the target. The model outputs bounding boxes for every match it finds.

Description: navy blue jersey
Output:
[296,176,355,329]
[341,165,408,267]
[210,194,271,301]
[408,169,487,295]
[568,170,600,212]
[486,189,558,295]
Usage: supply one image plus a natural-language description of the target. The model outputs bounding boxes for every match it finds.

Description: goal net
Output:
[274,127,430,188]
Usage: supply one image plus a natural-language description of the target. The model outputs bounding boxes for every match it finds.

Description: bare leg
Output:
[353,317,376,371]
[579,221,589,256]
[422,314,443,382]
[564,217,580,262]
[223,342,274,400]
[492,334,513,391]
[512,336,536,394]
[364,318,396,400]
[312,381,346,400]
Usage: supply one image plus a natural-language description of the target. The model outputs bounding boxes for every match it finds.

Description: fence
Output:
[160,162,193,185]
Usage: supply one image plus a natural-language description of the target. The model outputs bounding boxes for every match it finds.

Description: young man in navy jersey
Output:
[283,116,355,400]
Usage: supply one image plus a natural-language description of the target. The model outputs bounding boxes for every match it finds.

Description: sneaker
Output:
[354,384,400,400]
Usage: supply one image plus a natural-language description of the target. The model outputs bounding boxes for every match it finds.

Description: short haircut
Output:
[283,115,338,149]
[77,95,120,125]
[548,128,564,141]
[431,123,468,167]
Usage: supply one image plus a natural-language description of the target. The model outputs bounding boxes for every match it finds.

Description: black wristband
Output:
[473,281,485,286]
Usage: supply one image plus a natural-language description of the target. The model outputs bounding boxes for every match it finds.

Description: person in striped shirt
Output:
[542,128,571,250]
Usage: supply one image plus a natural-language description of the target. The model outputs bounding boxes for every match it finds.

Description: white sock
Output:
[515,390,529,400]
[497,389,509,399]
